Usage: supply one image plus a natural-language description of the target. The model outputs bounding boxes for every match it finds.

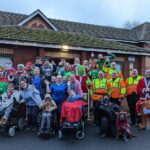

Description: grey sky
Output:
[0,0,150,27]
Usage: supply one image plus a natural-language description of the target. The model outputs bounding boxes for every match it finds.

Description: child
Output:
[39,94,57,133]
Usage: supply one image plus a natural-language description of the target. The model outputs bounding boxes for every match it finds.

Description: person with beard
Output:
[0,67,8,96]
[137,69,150,130]
[125,69,143,125]
[105,62,123,80]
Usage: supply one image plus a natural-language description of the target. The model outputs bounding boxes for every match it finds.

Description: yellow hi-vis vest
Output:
[90,78,108,101]
[125,75,142,95]
[108,77,126,99]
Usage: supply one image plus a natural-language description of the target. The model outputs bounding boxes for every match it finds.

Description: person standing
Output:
[137,69,150,129]
[125,69,143,125]
[90,71,109,125]
[108,70,126,106]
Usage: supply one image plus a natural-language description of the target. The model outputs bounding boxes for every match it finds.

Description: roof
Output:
[0,26,148,53]
[0,10,149,55]
[132,22,150,41]
[0,10,138,42]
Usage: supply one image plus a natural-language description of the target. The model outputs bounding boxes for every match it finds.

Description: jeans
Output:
[26,106,39,128]
[0,106,12,119]
[40,111,52,130]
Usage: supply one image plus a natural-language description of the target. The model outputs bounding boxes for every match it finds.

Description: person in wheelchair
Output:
[97,96,121,138]
[39,94,57,133]
[0,83,20,126]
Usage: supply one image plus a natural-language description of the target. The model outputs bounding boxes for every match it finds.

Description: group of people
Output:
[0,52,150,138]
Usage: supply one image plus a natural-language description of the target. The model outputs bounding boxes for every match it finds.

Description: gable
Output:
[23,15,53,30]
[18,9,57,31]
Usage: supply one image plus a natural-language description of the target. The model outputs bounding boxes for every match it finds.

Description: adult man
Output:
[90,71,109,125]
[105,62,123,80]
[137,69,150,129]
[125,69,142,125]
[108,70,126,106]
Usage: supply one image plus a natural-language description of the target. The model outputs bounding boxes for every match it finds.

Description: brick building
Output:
[0,9,150,79]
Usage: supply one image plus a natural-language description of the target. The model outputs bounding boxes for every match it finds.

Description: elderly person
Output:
[105,62,123,80]
[125,69,143,125]
[68,74,83,96]
[20,80,42,130]
[0,83,20,125]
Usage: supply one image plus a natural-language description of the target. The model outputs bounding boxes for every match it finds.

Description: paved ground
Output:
[0,124,150,150]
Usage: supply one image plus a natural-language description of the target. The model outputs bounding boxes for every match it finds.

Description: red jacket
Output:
[75,75,89,93]
[60,100,87,123]
[137,78,150,100]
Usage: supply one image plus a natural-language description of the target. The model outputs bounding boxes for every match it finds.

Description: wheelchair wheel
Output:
[76,131,85,139]
[58,130,62,140]
[8,127,16,137]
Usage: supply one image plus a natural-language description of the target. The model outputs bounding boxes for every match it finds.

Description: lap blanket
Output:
[60,100,87,123]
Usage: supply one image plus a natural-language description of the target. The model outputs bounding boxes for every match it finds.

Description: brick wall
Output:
[13,46,37,67]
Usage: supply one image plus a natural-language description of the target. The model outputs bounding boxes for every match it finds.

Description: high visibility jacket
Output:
[108,77,126,99]
[125,75,143,95]
[90,78,108,101]
[105,68,123,80]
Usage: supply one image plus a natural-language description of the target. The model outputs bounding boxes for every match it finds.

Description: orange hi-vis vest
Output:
[108,77,126,99]
[90,78,108,101]
[125,75,142,95]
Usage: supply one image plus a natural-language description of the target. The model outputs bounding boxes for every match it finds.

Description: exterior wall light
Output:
[61,45,69,51]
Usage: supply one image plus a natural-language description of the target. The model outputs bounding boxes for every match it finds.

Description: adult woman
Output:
[32,67,45,99]
[48,75,68,121]
[20,80,42,130]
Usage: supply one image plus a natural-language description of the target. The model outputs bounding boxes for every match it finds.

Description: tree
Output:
[123,20,141,29]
